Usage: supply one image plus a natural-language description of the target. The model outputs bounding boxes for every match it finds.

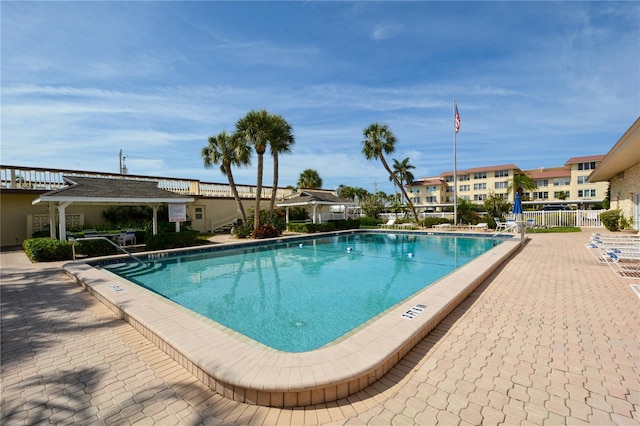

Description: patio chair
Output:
[116,230,137,247]
[494,218,506,231]
[378,218,396,229]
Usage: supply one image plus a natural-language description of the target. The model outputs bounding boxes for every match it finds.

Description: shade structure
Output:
[512,192,523,216]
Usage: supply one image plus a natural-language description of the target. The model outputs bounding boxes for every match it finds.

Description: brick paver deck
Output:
[2,231,639,425]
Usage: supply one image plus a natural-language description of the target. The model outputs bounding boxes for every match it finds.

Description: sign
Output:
[168,203,186,223]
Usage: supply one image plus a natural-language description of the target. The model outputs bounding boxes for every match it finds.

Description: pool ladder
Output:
[490,224,526,247]
[71,236,143,263]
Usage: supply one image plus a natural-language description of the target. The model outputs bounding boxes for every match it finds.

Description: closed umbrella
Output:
[512,192,523,221]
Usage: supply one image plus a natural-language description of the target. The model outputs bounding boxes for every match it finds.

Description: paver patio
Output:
[1,231,639,425]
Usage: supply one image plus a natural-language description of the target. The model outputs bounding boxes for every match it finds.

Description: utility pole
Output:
[119,150,128,175]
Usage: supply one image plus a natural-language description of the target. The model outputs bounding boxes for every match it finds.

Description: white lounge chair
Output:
[602,251,640,279]
[470,223,488,231]
[494,218,506,231]
[378,218,396,229]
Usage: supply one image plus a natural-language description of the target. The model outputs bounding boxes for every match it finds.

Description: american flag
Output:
[454,104,461,134]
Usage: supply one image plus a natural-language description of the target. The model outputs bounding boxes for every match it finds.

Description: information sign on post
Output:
[168,203,186,223]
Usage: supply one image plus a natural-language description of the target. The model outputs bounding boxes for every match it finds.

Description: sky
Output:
[2,1,639,195]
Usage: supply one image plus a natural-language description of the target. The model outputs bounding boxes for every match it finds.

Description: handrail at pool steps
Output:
[72,237,143,263]
[491,222,525,246]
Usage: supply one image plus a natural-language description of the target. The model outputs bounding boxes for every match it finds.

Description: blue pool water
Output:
[103,232,498,352]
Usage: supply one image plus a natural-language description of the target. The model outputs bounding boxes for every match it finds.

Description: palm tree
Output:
[508,172,537,200]
[297,169,323,189]
[390,157,415,203]
[236,109,272,235]
[201,130,252,223]
[361,123,418,221]
[267,114,295,217]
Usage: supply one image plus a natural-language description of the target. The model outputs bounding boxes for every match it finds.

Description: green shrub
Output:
[600,209,621,231]
[74,239,120,257]
[254,224,281,239]
[145,230,199,250]
[286,222,337,233]
[357,216,381,228]
[231,222,253,239]
[23,238,73,262]
[328,219,360,230]
[421,217,451,228]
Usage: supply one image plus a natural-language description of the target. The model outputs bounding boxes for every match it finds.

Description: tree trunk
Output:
[226,164,247,223]
[254,152,264,236]
[381,155,419,222]
[268,152,279,219]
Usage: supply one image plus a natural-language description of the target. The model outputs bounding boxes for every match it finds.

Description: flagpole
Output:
[453,100,458,225]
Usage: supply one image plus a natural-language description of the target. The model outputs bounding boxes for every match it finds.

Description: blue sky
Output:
[2,1,638,194]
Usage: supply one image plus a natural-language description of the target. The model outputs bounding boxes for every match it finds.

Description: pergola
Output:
[276,190,357,223]
[32,176,194,241]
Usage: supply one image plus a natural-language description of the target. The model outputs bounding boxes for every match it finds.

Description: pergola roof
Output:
[33,176,194,205]
[277,190,356,207]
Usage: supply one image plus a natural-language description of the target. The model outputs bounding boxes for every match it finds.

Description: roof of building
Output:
[411,177,448,186]
[588,118,640,182]
[441,164,520,176]
[525,167,571,179]
[33,176,194,205]
[277,189,355,207]
[565,154,607,165]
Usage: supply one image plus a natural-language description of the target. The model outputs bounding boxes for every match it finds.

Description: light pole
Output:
[119,150,128,175]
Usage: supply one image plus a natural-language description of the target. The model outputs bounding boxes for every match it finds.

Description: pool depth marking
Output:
[401,303,427,319]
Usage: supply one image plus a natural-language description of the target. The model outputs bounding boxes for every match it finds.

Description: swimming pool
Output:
[102,233,498,352]
[64,229,521,407]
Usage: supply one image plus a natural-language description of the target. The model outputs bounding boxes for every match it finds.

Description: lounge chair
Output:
[494,218,506,231]
[433,223,452,229]
[602,251,640,279]
[470,223,488,231]
[379,218,396,229]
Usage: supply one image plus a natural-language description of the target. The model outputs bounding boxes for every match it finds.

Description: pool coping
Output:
[63,229,522,407]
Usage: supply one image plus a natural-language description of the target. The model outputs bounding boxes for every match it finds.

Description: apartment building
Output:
[407,155,608,212]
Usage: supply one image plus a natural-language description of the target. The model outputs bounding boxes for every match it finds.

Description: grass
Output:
[526,226,582,233]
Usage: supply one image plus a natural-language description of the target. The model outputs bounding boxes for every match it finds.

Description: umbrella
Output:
[512,192,523,219]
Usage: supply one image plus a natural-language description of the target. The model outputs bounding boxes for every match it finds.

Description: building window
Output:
[411,197,421,203]
[578,189,596,197]
[553,178,571,186]
[495,181,509,189]
[577,176,589,184]
[459,174,470,181]
[554,191,570,198]
[425,196,437,203]
[195,207,203,220]
[460,195,470,201]
[536,179,549,187]
[473,183,487,190]
[459,184,470,191]
[474,194,487,201]
[577,161,597,170]
[473,172,487,179]
[445,176,453,182]
[533,192,549,200]
[494,170,509,177]
[410,187,421,194]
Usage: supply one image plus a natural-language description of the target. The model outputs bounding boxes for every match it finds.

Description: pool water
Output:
[103,233,498,352]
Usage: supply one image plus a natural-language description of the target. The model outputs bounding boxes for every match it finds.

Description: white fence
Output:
[381,210,605,228]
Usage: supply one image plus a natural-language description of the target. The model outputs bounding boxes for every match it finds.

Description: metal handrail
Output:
[71,236,143,263]
[490,224,521,245]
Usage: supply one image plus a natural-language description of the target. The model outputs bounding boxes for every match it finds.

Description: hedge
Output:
[144,230,199,250]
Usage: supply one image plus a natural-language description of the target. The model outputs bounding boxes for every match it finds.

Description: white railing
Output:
[506,210,605,228]
[1,165,292,199]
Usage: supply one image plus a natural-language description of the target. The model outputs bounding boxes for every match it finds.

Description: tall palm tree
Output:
[201,130,252,223]
[297,169,323,189]
[390,157,415,203]
[361,123,419,221]
[267,114,295,217]
[236,109,272,235]
[508,172,537,200]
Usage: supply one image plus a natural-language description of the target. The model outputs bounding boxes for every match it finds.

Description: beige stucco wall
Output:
[0,191,263,247]
[609,161,640,226]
